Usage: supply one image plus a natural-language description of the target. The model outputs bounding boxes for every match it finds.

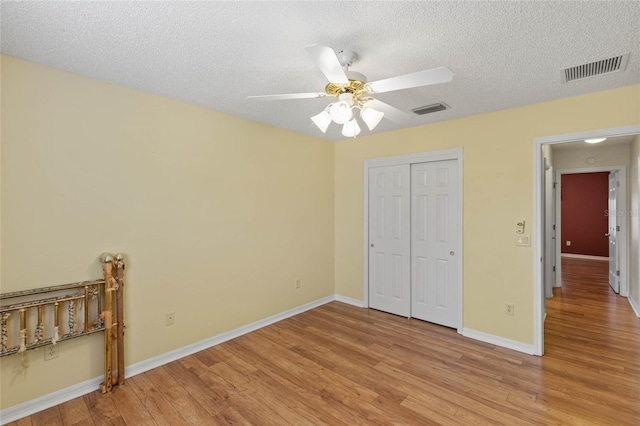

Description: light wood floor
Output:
[9,257,640,425]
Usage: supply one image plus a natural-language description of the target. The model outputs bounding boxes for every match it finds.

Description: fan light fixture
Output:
[585,138,606,144]
[312,93,383,137]
[342,119,361,138]
[311,110,332,133]
[361,106,385,131]
[249,44,455,139]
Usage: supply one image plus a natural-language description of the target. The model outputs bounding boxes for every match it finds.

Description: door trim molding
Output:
[533,124,640,356]
[554,166,628,297]
[362,148,464,334]
[629,294,640,318]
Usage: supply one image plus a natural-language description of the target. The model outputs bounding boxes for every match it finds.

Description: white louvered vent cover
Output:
[561,53,630,83]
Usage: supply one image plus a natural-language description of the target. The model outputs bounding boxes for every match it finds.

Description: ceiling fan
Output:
[247,44,454,138]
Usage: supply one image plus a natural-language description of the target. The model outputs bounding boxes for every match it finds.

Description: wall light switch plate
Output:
[516,235,531,247]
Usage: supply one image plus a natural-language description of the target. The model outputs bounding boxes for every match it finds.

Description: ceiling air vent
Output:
[412,102,449,115]
[561,53,629,83]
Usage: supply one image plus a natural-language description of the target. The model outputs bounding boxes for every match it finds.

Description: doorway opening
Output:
[534,125,640,355]
[555,168,627,296]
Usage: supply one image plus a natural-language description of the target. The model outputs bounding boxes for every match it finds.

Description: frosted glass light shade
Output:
[342,119,361,138]
[585,138,606,144]
[311,110,332,133]
[329,101,354,124]
[361,107,384,131]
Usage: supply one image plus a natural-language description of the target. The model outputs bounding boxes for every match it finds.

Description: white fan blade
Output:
[247,93,325,101]
[365,99,412,124]
[306,44,349,84]
[368,67,454,94]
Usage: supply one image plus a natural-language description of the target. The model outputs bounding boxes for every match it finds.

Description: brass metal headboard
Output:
[0,253,126,393]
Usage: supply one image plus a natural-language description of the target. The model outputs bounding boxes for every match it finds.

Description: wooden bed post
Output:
[100,254,116,393]
[114,253,126,386]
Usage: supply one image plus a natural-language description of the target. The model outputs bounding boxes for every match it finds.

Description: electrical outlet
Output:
[505,302,515,316]
[295,279,301,289]
[44,344,59,361]
[166,312,176,326]
[566,240,571,246]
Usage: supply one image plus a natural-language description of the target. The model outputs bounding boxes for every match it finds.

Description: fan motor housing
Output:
[325,79,368,98]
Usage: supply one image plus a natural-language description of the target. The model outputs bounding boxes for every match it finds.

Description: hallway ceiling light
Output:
[585,138,607,143]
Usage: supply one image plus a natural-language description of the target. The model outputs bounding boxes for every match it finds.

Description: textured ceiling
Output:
[2,1,639,141]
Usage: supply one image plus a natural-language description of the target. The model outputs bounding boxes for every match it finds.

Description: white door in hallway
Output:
[368,165,411,317]
[410,160,460,328]
[608,171,620,293]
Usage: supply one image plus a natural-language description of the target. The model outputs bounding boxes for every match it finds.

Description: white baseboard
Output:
[462,328,535,355]
[0,295,335,424]
[0,376,104,425]
[334,295,365,308]
[629,295,640,318]
[561,253,608,261]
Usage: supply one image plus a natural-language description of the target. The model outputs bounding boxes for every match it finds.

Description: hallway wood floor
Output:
[8,257,640,425]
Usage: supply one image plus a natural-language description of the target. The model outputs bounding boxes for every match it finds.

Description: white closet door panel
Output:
[411,160,460,328]
[368,165,411,317]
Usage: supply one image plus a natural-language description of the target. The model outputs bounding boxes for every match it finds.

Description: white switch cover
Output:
[516,235,531,247]
[566,241,571,246]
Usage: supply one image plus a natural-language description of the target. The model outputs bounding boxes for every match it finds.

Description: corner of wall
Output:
[629,135,640,305]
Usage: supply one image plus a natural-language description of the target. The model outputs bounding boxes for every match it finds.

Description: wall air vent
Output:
[561,53,629,83]
[411,102,449,115]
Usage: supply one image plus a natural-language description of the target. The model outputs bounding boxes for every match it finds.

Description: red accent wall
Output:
[561,172,609,256]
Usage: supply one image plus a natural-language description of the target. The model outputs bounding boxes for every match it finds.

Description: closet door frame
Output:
[362,148,464,334]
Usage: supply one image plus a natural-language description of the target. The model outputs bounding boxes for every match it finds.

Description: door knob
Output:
[370,243,375,248]
[450,251,455,256]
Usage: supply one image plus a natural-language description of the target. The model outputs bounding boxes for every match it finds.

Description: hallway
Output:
[543,257,640,422]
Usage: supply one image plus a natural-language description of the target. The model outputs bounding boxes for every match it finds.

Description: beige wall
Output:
[552,142,631,170]
[335,85,640,345]
[630,136,640,308]
[0,56,335,409]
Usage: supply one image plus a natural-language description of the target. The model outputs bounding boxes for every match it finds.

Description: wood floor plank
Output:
[143,366,189,402]
[5,417,33,426]
[401,394,464,426]
[162,360,229,418]
[210,407,252,426]
[11,257,639,425]
[234,369,328,426]
[58,397,95,426]
[82,391,120,426]
[108,385,155,426]
[126,374,188,426]
[30,406,63,426]
[168,394,217,425]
